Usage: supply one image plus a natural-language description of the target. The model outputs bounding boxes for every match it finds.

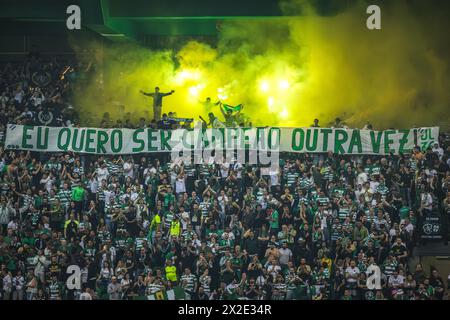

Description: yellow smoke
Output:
[71,0,450,129]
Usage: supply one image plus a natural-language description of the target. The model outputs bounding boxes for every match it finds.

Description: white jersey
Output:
[79,292,92,300]
[123,162,134,178]
[269,169,280,186]
[175,177,186,194]
[345,266,360,283]
[220,163,230,178]
[96,167,109,183]
[357,172,368,186]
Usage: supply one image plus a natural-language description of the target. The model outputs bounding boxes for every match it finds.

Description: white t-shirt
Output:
[357,172,368,186]
[14,90,24,103]
[180,211,190,230]
[144,167,157,176]
[97,167,109,183]
[104,191,115,205]
[175,177,186,194]
[267,264,282,277]
[233,162,243,179]
[89,179,98,193]
[401,221,414,233]
[279,248,292,265]
[425,169,437,183]
[269,169,280,187]
[3,274,12,291]
[369,181,379,192]
[320,210,330,229]
[421,193,433,210]
[355,187,366,201]
[7,220,18,231]
[389,228,398,240]
[123,162,134,178]
[218,195,228,213]
[79,292,92,300]
[0,95,9,107]
[31,94,45,107]
[220,163,230,178]
[388,275,404,287]
[345,266,360,283]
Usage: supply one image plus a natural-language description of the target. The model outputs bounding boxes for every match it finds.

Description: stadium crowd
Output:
[0,55,450,301]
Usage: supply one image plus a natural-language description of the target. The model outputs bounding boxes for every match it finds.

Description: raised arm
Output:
[140,90,153,96]
[219,104,227,117]
[199,116,210,128]
[162,90,175,97]
[32,163,42,175]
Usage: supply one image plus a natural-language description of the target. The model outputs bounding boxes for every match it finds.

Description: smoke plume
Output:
[71,0,450,129]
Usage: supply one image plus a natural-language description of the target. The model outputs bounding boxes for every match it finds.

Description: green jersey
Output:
[72,186,85,202]
[270,210,279,229]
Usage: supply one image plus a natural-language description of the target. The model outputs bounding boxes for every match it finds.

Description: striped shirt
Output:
[83,247,96,259]
[48,281,62,300]
[45,162,62,171]
[135,237,146,252]
[256,188,265,202]
[97,230,111,244]
[298,178,312,190]
[163,211,175,229]
[365,165,381,177]
[72,166,84,176]
[285,172,299,187]
[22,194,34,207]
[199,275,211,295]
[371,166,381,176]
[338,208,350,220]
[57,189,71,208]
[199,164,212,178]
[383,260,398,276]
[104,202,121,218]
[105,160,122,176]
[70,179,81,190]
[272,282,287,298]
[146,283,164,295]
[331,187,345,199]
[322,167,334,181]
[316,196,330,207]
[331,226,342,241]
[199,201,210,219]
[409,160,417,172]
[181,230,195,241]
[48,196,58,207]
[115,238,128,250]
[376,184,389,197]
[97,186,107,202]
[181,274,197,292]
[297,196,309,207]
[184,164,196,177]
[309,189,318,201]
[285,273,297,290]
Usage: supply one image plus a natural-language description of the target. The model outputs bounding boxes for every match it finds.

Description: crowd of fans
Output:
[0,55,450,301]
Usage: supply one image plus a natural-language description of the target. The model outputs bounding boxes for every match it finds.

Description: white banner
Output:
[4,124,439,155]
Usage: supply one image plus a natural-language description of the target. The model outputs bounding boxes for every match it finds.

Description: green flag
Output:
[222,104,243,113]
[167,286,186,300]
